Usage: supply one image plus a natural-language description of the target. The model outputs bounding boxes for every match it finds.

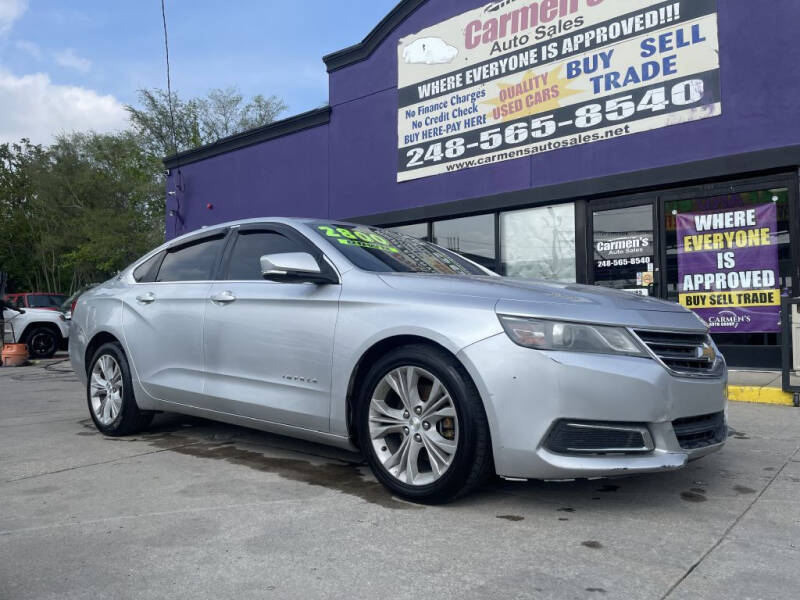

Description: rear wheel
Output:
[24,327,58,359]
[357,344,493,504]
[87,342,153,436]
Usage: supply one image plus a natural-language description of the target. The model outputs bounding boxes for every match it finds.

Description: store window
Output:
[665,188,791,354]
[388,223,429,240]
[592,204,655,295]
[501,203,576,281]
[432,214,496,270]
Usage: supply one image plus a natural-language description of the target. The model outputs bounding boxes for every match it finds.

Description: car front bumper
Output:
[458,333,727,480]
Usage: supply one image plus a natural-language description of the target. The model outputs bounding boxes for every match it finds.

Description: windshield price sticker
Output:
[317,225,400,253]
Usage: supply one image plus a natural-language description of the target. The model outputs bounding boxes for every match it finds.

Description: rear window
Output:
[133,252,165,283]
[156,235,226,282]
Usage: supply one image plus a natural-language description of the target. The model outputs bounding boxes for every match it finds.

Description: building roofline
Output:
[322,0,426,72]
[162,106,331,169]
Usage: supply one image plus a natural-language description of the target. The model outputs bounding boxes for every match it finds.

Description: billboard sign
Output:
[397,0,721,181]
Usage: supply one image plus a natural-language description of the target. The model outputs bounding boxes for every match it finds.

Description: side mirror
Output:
[260,253,337,284]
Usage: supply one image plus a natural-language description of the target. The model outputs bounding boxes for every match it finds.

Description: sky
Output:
[0,0,399,145]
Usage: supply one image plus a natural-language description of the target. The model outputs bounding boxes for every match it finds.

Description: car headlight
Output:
[498,315,648,357]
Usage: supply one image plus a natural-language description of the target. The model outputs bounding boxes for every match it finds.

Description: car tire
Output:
[356,344,493,504]
[23,327,58,359]
[87,342,153,436]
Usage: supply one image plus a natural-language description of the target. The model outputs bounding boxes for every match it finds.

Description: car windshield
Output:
[28,294,66,308]
[310,222,490,275]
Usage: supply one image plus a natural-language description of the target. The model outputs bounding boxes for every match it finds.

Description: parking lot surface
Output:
[1,357,799,600]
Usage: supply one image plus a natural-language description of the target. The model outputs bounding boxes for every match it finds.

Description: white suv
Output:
[2,307,69,359]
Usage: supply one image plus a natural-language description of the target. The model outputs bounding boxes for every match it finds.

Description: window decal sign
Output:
[594,230,653,264]
[397,0,721,182]
[677,203,781,333]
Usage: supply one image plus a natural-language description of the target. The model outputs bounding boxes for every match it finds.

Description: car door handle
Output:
[210,291,236,304]
[136,292,156,304]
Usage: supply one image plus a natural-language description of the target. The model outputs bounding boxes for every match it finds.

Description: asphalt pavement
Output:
[1,355,799,600]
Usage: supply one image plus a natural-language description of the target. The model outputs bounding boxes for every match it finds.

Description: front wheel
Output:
[24,327,58,359]
[357,344,493,504]
[87,342,153,436]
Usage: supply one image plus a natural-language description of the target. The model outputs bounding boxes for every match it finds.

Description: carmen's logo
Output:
[707,311,752,330]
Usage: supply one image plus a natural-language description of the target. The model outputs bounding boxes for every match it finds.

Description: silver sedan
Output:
[69,218,727,503]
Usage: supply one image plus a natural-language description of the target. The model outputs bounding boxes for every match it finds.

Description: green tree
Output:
[0,132,164,293]
[0,139,46,291]
[126,87,287,157]
[0,87,287,294]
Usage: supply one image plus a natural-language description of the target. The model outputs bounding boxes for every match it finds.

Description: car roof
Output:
[127,217,362,274]
[166,217,358,245]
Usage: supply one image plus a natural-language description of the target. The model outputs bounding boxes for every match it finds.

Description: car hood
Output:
[3,308,26,320]
[3,308,59,321]
[378,273,706,331]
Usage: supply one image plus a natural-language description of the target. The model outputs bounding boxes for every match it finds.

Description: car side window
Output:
[226,231,308,280]
[156,236,226,282]
[133,251,165,283]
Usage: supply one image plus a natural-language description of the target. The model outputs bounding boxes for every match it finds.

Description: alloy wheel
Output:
[90,355,124,425]
[368,366,459,486]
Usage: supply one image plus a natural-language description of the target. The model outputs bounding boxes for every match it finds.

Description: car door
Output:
[122,230,229,407]
[203,223,341,431]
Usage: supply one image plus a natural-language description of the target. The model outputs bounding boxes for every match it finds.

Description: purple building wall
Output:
[166,0,800,237]
[166,124,329,237]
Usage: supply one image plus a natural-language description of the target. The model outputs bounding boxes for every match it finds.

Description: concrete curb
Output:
[728,385,795,406]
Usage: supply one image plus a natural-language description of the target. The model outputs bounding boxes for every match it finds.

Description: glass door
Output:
[588,199,659,297]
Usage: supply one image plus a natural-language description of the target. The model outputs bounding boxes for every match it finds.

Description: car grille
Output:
[634,329,718,375]
[672,412,727,450]
[545,420,654,454]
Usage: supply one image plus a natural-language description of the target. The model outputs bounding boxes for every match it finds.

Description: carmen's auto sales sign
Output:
[397,0,721,182]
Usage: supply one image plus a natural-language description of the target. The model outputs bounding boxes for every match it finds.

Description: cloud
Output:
[0,68,129,145]
[402,37,458,65]
[54,48,92,72]
[0,0,27,35]
[13,39,41,59]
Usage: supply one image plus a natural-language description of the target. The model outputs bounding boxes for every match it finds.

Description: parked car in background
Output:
[4,292,67,311]
[69,218,728,503]
[2,306,69,358]
[60,284,99,320]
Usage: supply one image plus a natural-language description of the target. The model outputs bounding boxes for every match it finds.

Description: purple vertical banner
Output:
[677,202,780,333]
